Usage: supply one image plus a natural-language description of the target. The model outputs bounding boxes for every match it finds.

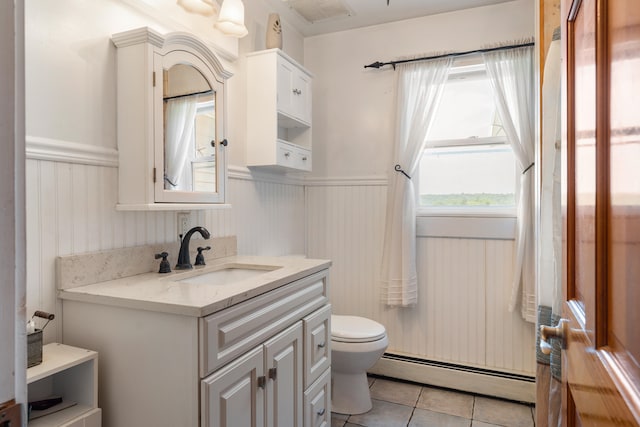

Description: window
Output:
[418,60,517,213]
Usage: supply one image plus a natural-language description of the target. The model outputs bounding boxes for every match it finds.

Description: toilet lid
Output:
[331,315,387,343]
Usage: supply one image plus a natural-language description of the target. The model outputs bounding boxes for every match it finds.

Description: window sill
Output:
[416,209,516,240]
[416,207,516,218]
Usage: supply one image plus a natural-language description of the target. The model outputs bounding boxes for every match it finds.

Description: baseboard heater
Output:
[368,353,536,404]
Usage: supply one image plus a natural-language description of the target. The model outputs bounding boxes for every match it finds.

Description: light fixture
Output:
[215,0,248,38]
[176,0,218,16]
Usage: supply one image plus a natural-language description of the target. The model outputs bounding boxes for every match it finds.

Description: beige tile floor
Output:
[332,377,535,427]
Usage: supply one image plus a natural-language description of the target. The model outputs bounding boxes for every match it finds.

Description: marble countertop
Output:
[58,255,331,317]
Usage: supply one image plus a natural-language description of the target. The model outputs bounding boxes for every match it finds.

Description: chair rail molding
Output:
[26,136,118,167]
[303,175,388,187]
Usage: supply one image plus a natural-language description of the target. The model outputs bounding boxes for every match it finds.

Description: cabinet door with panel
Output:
[290,70,311,125]
[201,346,265,427]
[277,58,311,125]
[265,322,303,427]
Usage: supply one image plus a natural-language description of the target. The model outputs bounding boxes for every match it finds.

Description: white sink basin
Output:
[178,266,279,286]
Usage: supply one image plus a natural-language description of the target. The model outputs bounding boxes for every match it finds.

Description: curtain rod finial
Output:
[364,61,384,69]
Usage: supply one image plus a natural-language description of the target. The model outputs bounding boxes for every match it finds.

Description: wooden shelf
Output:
[27,343,100,426]
[27,343,96,383]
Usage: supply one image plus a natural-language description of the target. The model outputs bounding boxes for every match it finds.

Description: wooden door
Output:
[562,0,640,424]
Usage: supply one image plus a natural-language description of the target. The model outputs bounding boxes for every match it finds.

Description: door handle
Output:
[539,318,569,355]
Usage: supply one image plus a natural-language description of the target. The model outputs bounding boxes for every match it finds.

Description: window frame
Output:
[415,57,517,237]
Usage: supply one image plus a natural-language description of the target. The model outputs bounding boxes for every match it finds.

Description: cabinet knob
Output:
[317,408,326,416]
[284,152,291,158]
[317,342,325,349]
[268,367,277,380]
[302,156,308,161]
[257,376,266,389]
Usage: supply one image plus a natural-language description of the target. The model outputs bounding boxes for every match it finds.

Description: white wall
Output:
[304,0,535,179]
[24,0,307,344]
[304,0,537,376]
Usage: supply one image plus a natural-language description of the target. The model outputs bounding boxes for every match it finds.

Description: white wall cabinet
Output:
[246,49,313,172]
[27,343,101,427]
[62,269,330,427]
[112,27,232,210]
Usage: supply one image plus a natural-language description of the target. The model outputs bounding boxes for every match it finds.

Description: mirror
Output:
[163,64,217,193]
[153,41,229,205]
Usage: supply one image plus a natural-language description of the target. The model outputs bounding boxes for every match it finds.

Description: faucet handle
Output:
[155,252,171,274]
[195,246,211,266]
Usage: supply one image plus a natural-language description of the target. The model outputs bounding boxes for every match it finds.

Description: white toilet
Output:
[331,314,388,414]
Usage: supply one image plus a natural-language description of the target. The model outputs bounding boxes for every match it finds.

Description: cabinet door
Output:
[277,59,296,119]
[202,346,265,427]
[264,322,303,427]
[291,71,311,125]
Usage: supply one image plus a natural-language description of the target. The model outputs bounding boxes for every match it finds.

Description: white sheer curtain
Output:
[537,31,563,427]
[380,57,453,307]
[164,97,197,191]
[483,44,536,322]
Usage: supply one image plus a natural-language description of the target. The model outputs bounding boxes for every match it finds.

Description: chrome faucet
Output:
[175,226,211,270]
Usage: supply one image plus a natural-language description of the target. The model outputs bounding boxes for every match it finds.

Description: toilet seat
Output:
[331,315,386,343]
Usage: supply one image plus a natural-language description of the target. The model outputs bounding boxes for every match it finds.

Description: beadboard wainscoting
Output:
[305,181,536,401]
[25,148,306,343]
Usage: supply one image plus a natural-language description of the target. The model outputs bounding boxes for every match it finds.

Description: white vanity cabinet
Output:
[246,49,313,172]
[61,267,331,427]
[202,322,302,427]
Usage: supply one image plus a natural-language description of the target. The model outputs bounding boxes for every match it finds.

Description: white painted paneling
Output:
[420,238,487,366]
[26,158,305,344]
[306,184,535,376]
[485,239,537,373]
[306,184,387,320]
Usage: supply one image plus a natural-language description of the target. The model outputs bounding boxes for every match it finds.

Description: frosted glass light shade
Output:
[215,0,248,38]
[177,0,218,16]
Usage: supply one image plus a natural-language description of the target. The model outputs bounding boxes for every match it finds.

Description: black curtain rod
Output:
[163,89,212,101]
[364,41,535,70]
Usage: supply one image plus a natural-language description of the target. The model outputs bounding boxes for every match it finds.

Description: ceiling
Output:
[260,0,516,37]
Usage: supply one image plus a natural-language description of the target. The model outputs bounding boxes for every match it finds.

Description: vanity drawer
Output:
[303,304,331,389]
[200,270,329,377]
[304,369,331,427]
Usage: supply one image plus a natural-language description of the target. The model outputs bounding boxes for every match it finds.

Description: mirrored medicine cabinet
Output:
[112,27,232,210]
